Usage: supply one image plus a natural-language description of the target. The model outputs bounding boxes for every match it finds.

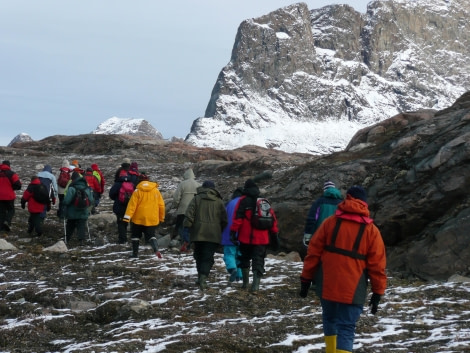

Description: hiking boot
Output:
[251,271,261,292]
[128,253,138,259]
[155,251,162,259]
[228,268,237,282]
[199,274,208,290]
[241,268,250,289]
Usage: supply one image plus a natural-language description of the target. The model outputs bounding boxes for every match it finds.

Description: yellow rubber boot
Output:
[324,335,336,353]
[336,349,352,353]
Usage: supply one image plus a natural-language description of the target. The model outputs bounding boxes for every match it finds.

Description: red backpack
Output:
[118,181,135,204]
[58,167,71,188]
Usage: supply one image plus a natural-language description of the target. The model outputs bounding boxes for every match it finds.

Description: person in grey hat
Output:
[303,180,343,246]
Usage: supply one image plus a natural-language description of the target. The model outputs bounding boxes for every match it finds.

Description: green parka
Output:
[183,186,227,244]
[63,176,94,220]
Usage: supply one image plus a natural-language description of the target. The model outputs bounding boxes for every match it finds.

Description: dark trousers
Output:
[130,224,157,243]
[239,243,267,276]
[173,214,185,238]
[116,216,129,244]
[193,241,219,276]
[66,219,87,241]
[57,194,65,218]
[0,200,15,231]
[28,213,43,235]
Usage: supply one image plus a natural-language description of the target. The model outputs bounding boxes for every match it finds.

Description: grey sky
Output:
[0,0,370,146]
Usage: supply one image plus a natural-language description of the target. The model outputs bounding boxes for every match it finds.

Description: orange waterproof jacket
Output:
[301,195,387,305]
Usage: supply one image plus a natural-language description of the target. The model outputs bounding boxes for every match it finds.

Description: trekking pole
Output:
[63,218,67,245]
[86,220,91,243]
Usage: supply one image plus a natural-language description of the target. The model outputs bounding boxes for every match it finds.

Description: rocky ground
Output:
[1,131,470,352]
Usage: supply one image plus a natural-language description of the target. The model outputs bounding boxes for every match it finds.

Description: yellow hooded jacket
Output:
[123,181,165,226]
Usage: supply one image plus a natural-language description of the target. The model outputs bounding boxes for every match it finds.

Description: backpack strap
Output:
[324,218,367,260]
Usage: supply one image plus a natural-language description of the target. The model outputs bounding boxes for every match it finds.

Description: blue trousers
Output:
[321,299,363,352]
[223,245,242,278]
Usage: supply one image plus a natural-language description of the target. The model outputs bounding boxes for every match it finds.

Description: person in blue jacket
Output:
[221,187,244,282]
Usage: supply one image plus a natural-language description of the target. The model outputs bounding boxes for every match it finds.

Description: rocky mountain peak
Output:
[92,117,164,140]
[7,133,33,147]
[186,0,470,154]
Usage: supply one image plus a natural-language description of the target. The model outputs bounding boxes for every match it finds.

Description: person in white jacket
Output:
[172,168,200,246]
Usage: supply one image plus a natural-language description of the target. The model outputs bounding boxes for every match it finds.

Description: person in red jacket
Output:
[84,168,101,214]
[229,179,279,292]
[91,163,105,210]
[21,176,51,237]
[299,186,387,353]
[0,160,22,232]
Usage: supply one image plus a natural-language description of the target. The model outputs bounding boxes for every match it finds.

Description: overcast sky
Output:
[0,0,370,146]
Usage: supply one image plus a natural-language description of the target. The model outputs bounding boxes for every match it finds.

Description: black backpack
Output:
[32,183,50,204]
[73,188,91,209]
[38,176,54,200]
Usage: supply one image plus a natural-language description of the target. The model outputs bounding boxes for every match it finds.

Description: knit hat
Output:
[86,167,93,172]
[2,160,10,166]
[71,171,81,181]
[323,181,335,190]
[244,179,257,189]
[123,158,131,164]
[62,160,70,168]
[43,165,52,173]
[347,186,367,202]
[202,180,215,188]
[71,160,79,167]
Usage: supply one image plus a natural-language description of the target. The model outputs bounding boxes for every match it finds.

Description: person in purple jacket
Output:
[221,187,244,282]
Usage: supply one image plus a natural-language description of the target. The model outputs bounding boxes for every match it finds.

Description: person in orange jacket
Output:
[299,186,386,353]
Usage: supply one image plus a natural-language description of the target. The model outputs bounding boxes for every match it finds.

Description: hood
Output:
[323,187,342,199]
[243,185,260,199]
[183,168,195,180]
[136,180,158,192]
[43,165,52,173]
[197,186,222,200]
[71,176,88,190]
[335,195,373,223]
[91,163,99,171]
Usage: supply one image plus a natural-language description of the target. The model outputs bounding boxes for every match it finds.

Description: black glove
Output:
[230,231,238,245]
[299,277,311,298]
[369,293,381,315]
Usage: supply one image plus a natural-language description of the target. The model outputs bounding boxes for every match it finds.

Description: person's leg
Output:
[197,242,218,289]
[4,200,15,230]
[65,219,77,242]
[250,244,267,291]
[238,243,252,288]
[57,194,65,218]
[117,214,128,244]
[335,303,363,352]
[144,226,161,258]
[224,245,238,282]
[173,214,185,239]
[77,219,86,242]
[35,214,44,236]
[130,223,143,258]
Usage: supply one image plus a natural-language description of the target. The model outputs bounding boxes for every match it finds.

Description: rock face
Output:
[186,0,470,154]
[92,117,164,140]
[8,133,33,146]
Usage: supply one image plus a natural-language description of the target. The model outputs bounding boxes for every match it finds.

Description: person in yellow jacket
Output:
[123,177,165,259]
[299,186,386,353]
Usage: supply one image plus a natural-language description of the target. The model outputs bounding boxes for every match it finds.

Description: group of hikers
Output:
[0,158,386,353]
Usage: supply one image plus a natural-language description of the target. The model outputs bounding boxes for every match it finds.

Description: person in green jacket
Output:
[63,172,94,245]
[183,180,228,290]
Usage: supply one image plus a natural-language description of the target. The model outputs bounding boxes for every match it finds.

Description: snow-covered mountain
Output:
[7,133,33,146]
[186,0,470,154]
[92,117,163,139]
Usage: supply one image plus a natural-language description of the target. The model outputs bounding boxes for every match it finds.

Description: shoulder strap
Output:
[324,219,367,260]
